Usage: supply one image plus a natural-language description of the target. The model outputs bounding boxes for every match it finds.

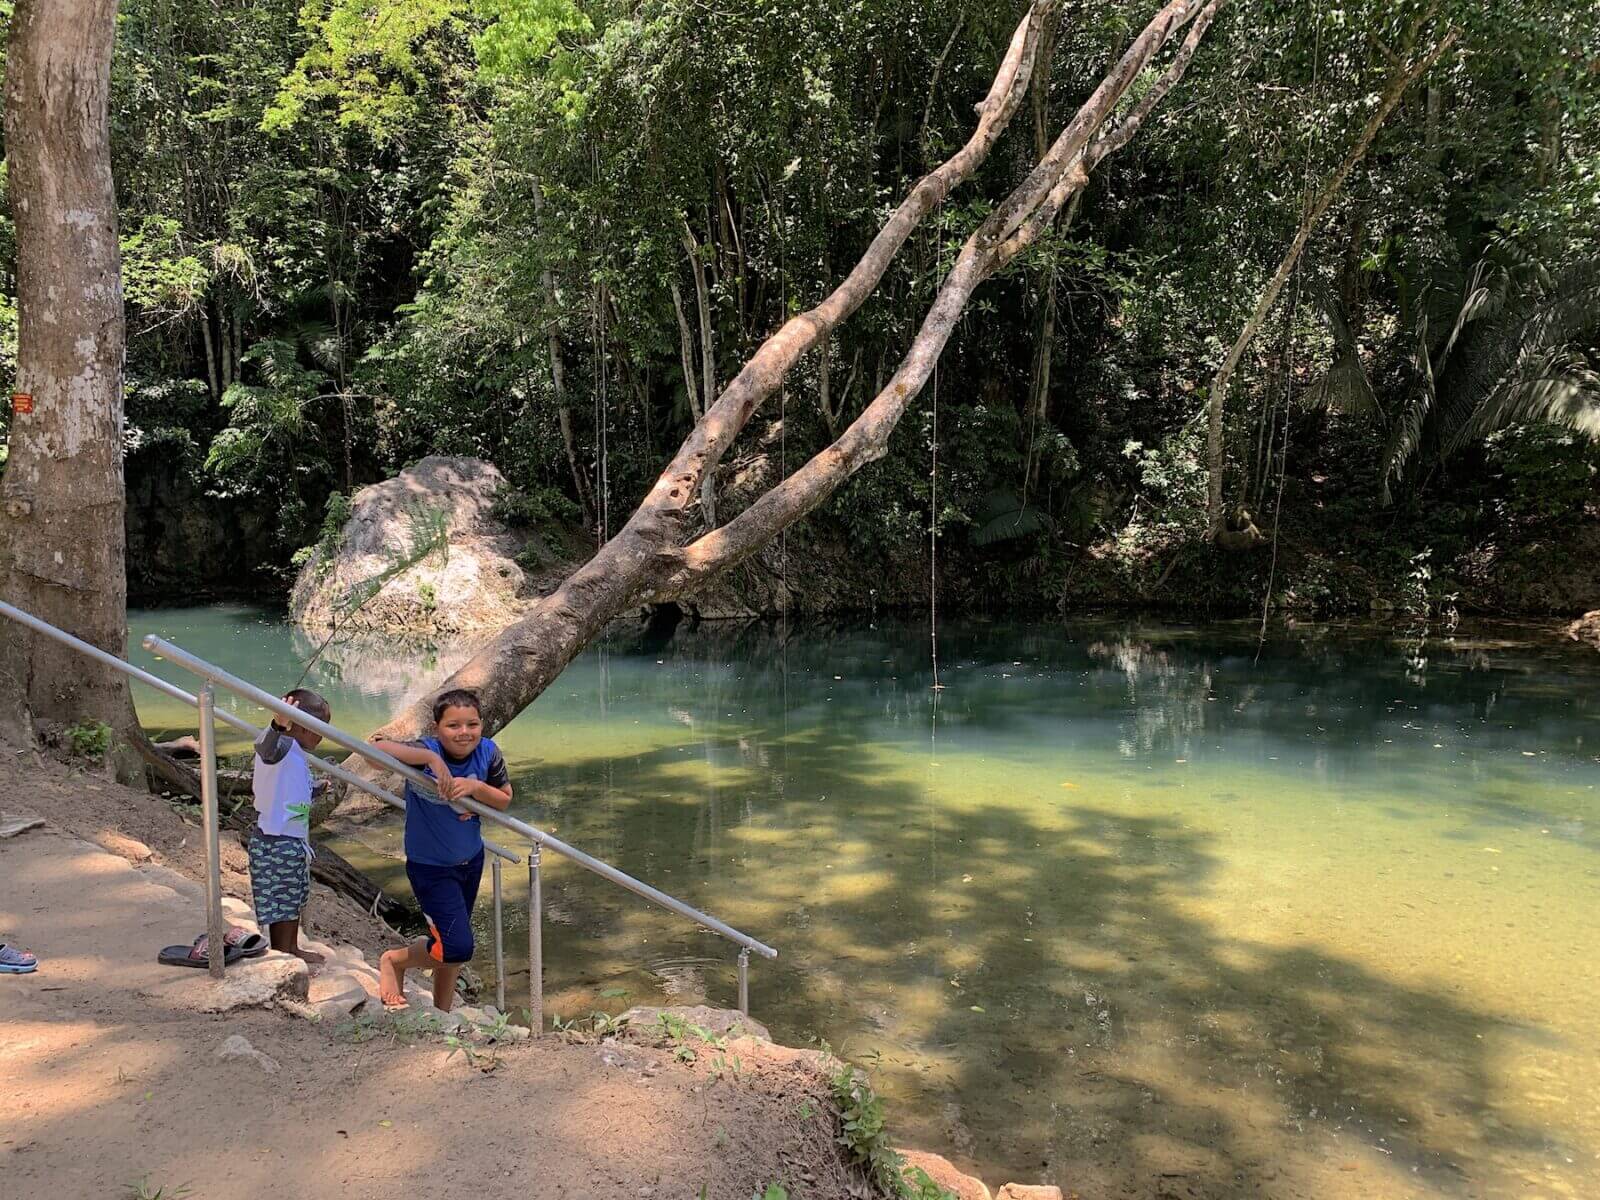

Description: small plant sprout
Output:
[125,1178,193,1200]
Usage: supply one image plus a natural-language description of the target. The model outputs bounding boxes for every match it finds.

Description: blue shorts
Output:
[405,850,484,965]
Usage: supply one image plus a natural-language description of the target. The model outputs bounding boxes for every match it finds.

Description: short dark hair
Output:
[432,688,482,723]
[284,687,331,722]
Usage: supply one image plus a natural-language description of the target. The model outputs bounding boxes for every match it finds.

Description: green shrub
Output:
[1486,423,1599,523]
[291,491,353,578]
[67,719,113,761]
[830,1063,955,1199]
[490,485,580,530]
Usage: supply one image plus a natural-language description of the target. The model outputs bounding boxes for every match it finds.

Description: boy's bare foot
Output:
[378,948,408,1009]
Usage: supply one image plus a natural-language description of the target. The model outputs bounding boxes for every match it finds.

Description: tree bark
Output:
[530,178,595,526]
[200,310,220,400]
[669,279,703,422]
[352,0,1213,773]
[218,301,233,388]
[1425,84,1442,167]
[0,0,143,780]
[817,340,836,439]
[1203,30,1459,532]
[682,222,719,525]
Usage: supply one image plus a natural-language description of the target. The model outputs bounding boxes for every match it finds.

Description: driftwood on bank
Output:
[353,0,1225,779]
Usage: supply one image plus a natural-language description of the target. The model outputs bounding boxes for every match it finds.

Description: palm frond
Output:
[1302,285,1379,418]
[1385,248,1600,498]
[1380,315,1435,505]
[1304,347,1380,417]
[970,489,1053,548]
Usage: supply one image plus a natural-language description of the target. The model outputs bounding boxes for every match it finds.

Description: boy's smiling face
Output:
[435,703,483,758]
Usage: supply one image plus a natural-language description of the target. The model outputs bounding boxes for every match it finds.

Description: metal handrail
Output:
[143,635,780,961]
[0,600,520,862]
[142,634,777,1023]
[0,596,775,1021]
[0,599,521,989]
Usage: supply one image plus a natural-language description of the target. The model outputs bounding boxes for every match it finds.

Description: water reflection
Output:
[129,610,1600,1198]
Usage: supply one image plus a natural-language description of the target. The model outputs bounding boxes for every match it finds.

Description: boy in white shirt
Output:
[248,688,331,963]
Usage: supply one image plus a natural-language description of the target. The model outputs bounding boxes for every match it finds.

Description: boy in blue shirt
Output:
[373,688,512,1011]
[249,688,332,963]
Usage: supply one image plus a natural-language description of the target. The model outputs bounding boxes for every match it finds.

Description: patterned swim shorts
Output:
[248,831,311,926]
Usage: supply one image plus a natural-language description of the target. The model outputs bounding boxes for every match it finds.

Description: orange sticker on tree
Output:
[11,393,32,415]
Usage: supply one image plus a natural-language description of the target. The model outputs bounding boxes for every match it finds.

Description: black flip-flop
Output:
[226,927,268,958]
[158,933,246,968]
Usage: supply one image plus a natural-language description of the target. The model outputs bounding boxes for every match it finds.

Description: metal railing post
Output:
[528,843,543,1036]
[197,686,226,980]
[491,855,506,1013]
[738,947,750,1016]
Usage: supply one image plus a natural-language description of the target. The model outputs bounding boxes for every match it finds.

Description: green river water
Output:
[128,607,1600,1200]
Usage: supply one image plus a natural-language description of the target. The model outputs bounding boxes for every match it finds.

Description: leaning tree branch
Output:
[353,1,1221,787]
[655,0,1223,595]
[353,1,1065,758]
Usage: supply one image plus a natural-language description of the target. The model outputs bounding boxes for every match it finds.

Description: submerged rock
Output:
[290,456,543,635]
[619,1004,772,1042]
[897,1150,992,1200]
[1566,610,1600,650]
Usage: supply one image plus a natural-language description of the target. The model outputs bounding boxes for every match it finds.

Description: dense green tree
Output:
[0,0,1594,616]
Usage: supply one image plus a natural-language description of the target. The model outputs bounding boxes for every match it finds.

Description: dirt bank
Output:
[2,744,400,953]
[0,746,1013,1199]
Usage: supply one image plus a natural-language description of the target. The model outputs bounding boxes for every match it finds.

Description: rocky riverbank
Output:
[279,455,1600,641]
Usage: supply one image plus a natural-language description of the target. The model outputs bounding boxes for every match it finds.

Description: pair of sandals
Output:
[0,944,37,974]
[157,926,269,968]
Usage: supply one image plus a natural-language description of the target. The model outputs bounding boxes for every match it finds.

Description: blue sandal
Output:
[0,944,37,974]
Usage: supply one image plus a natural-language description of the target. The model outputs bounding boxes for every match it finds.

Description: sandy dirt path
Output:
[0,762,849,1200]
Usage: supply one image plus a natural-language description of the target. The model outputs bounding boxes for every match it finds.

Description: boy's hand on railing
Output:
[427,757,462,800]
[450,776,483,819]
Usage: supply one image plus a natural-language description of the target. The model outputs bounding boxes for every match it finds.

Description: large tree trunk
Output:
[1203,29,1459,532]
[0,0,142,781]
[353,0,1218,774]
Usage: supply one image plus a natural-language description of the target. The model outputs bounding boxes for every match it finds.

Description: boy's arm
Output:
[370,738,462,801]
[254,724,293,765]
[462,747,513,812]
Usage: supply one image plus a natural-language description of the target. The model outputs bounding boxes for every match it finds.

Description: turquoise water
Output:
[129,608,1600,1198]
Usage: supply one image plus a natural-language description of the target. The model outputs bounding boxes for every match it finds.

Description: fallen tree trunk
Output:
[353,0,1222,780]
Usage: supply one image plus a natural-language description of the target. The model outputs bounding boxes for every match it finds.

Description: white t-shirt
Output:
[252,726,314,839]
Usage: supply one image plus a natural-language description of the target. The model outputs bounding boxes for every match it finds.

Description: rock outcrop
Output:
[290,456,540,635]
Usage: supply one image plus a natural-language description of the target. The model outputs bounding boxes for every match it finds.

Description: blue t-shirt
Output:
[402,735,509,866]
